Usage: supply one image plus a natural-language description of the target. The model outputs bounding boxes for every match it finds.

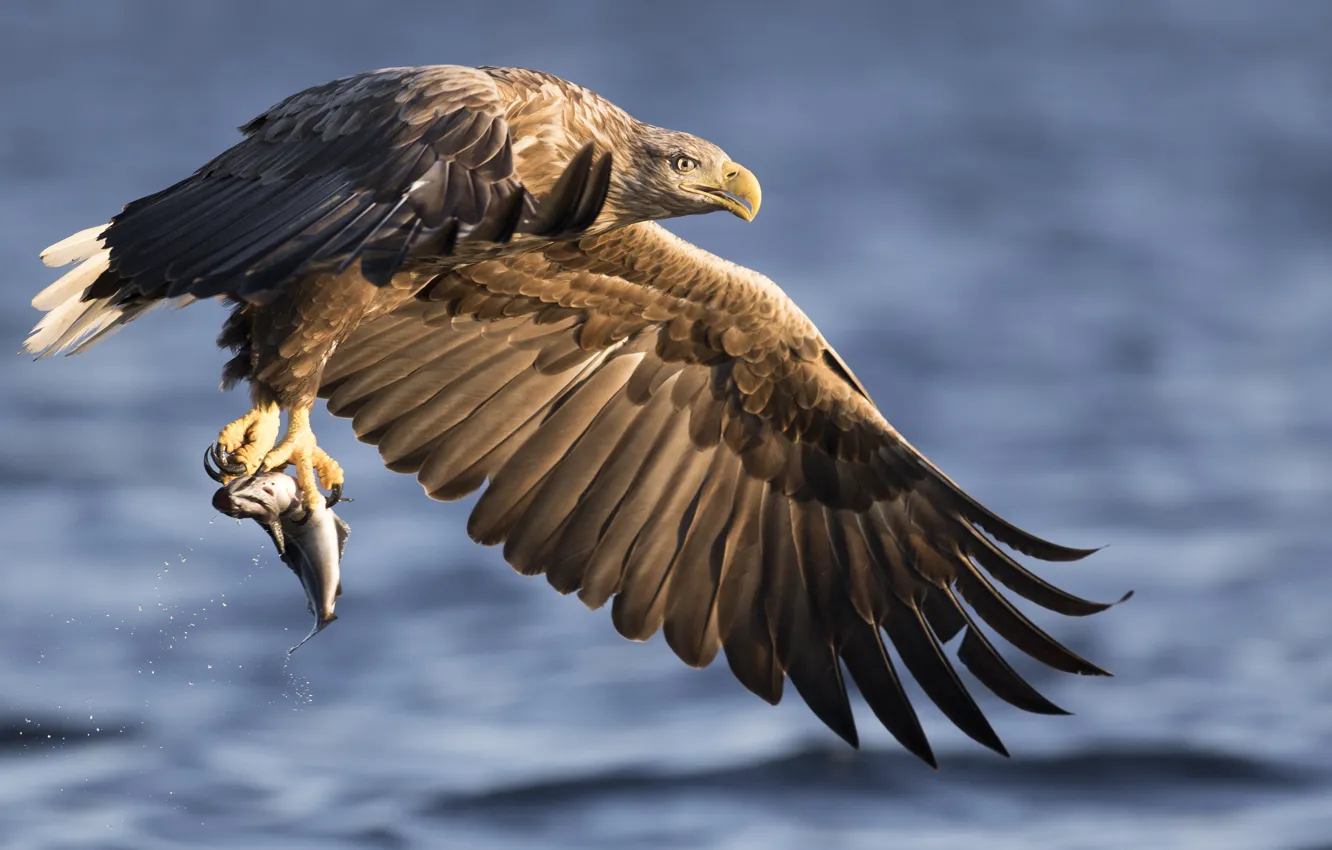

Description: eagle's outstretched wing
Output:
[27,65,610,359]
[319,221,1125,765]
[42,65,607,308]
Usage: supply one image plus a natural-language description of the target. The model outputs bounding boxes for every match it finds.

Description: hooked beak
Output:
[684,160,762,222]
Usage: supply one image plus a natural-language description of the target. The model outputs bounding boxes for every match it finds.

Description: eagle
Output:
[26,65,1121,766]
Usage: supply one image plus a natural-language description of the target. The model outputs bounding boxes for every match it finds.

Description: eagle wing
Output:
[80,65,608,306]
[318,221,1124,765]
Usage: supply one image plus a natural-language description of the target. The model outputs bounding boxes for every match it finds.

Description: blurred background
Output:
[3,1,1332,848]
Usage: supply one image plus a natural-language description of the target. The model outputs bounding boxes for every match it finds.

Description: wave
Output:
[0,714,138,754]
[424,740,1323,819]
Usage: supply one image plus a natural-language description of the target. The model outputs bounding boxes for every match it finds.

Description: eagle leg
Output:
[214,401,282,481]
[257,406,345,511]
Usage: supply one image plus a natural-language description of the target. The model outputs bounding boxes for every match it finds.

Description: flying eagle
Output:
[26,65,1120,766]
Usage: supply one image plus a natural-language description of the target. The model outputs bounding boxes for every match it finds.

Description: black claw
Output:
[203,444,225,483]
[210,442,246,476]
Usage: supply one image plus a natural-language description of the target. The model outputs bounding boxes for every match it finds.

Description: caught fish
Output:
[205,448,348,653]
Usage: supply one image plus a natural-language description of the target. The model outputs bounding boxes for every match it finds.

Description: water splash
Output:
[279,652,315,708]
[129,515,320,706]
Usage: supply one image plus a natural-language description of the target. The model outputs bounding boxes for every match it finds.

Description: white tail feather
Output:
[32,248,110,311]
[26,223,123,358]
[40,223,109,269]
[25,291,119,358]
[28,222,202,359]
[65,296,196,355]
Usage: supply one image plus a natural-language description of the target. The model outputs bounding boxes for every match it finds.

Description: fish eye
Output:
[671,154,699,174]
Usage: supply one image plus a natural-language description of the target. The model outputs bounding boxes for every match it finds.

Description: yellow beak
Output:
[685,160,762,221]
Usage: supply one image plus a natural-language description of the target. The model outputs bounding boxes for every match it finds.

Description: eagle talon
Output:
[258,407,345,515]
[292,483,344,522]
[212,442,247,476]
[216,401,282,477]
[204,442,247,483]
[203,444,225,483]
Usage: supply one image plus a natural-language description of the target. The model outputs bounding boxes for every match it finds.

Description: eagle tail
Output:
[37,223,109,273]
[24,223,190,358]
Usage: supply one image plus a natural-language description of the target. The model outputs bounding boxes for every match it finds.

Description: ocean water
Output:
[3,2,1332,848]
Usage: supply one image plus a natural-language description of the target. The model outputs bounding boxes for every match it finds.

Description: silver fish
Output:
[206,453,348,653]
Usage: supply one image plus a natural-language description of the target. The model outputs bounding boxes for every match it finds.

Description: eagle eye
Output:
[671,154,699,174]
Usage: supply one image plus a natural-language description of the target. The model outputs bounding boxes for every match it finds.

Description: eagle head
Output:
[607,125,762,225]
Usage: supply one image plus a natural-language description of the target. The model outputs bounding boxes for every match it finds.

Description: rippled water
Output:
[4,2,1332,848]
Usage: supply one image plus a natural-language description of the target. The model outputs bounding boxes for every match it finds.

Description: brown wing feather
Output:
[83,66,609,310]
[317,221,1124,763]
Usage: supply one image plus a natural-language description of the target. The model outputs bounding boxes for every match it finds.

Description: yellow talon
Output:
[216,401,281,479]
[258,407,345,511]
[311,447,344,495]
